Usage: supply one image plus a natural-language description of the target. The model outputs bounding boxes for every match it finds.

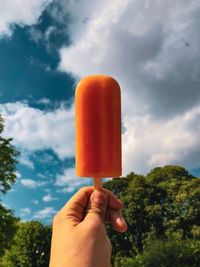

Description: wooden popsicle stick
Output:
[94,177,102,189]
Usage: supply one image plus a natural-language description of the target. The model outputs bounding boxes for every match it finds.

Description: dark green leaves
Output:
[105,165,200,266]
[0,115,19,194]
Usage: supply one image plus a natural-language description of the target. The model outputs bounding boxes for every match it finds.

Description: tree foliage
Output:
[114,238,200,267]
[0,115,19,194]
[0,115,20,258]
[105,165,200,265]
[0,204,19,257]
[1,221,52,267]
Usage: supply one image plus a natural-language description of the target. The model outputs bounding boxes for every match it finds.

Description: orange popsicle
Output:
[75,75,122,187]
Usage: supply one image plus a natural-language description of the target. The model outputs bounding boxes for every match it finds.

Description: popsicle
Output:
[75,75,122,188]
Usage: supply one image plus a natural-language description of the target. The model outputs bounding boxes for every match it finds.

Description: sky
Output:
[0,0,200,224]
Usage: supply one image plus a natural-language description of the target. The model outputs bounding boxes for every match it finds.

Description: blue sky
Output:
[0,0,200,224]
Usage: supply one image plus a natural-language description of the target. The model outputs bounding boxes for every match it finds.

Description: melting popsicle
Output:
[75,75,121,188]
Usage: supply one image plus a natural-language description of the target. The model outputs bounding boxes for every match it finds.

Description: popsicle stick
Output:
[94,177,102,189]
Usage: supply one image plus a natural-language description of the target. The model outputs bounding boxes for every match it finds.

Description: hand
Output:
[49,186,127,267]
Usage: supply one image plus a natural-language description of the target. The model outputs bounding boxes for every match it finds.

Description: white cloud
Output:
[44,188,50,193]
[37,173,46,179]
[1,202,10,209]
[15,171,21,179]
[56,167,90,193]
[28,27,43,44]
[36,152,56,165]
[28,25,58,52]
[37,98,51,105]
[0,101,75,165]
[33,206,56,219]
[57,0,200,174]
[0,0,53,36]
[123,105,200,174]
[20,207,31,217]
[20,178,46,188]
[59,0,200,117]
[20,155,35,169]
[43,193,57,202]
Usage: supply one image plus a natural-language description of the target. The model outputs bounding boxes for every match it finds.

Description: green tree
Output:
[0,204,19,257]
[0,115,19,194]
[114,238,200,267]
[1,221,52,267]
[104,165,200,264]
[146,165,194,183]
[0,115,20,257]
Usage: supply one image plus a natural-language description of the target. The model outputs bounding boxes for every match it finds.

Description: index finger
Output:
[60,186,94,214]
[56,186,124,228]
[61,187,123,213]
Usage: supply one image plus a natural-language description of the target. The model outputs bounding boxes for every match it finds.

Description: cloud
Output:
[123,104,200,174]
[15,171,21,179]
[37,173,47,179]
[56,167,90,193]
[50,0,102,43]
[36,98,51,105]
[28,25,59,53]
[20,156,35,169]
[1,202,10,209]
[20,178,47,188]
[20,207,31,217]
[35,152,57,165]
[57,0,200,174]
[28,27,43,44]
[43,193,57,202]
[0,101,75,166]
[0,0,53,36]
[33,206,56,219]
[59,0,200,117]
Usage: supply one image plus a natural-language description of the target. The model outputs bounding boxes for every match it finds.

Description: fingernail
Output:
[117,216,126,226]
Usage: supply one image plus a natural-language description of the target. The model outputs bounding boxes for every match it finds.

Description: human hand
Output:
[49,186,127,267]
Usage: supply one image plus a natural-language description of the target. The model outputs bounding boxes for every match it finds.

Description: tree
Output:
[1,221,52,267]
[0,115,20,257]
[0,204,19,257]
[104,165,200,265]
[146,165,194,184]
[0,115,19,194]
[114,238,200,267]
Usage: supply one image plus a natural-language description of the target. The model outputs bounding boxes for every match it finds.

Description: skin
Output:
[49,186,127,267]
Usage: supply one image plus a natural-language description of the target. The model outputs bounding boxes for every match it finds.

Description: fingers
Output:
[104,189,123,210]
[81,189,127,233]
[65,186,94,210]
[84,190,108,223]
[59,187,122,220]
[58,186,94,226]
[110,210,127,233]
[56,186,127,232]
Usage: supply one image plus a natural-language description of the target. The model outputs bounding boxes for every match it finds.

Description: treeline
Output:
[1,166,200,267]
[0,115,200,266]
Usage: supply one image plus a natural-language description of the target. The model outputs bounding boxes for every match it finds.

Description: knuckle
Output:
[78,187,85,194]
[88,217,103,232]
[78,186,90,194]
[52,211,62,225]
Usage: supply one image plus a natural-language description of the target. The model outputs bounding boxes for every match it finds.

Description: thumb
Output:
[84,190,108,223]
